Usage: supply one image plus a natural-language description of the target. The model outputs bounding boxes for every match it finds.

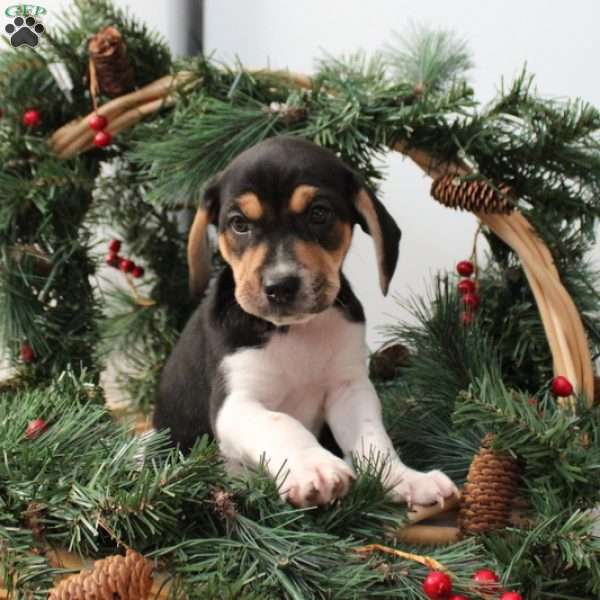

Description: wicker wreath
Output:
[49,70,594,408]
[45,71,595,559]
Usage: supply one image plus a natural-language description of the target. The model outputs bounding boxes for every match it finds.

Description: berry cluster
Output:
[105,239,144,278]
[456,260,480,326]
[88,113,112,148]
[422,568,522,600]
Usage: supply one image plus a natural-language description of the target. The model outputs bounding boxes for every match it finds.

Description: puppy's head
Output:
[188,137,401,325]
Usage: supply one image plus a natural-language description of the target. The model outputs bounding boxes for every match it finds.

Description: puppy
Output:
[154,136,457,508]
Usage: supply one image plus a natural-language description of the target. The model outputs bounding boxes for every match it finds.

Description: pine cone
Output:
[458,434,521,535]
[88,26,135,98]
[431,175,514,214]
[369,343,410,381]
[49,549,153,600]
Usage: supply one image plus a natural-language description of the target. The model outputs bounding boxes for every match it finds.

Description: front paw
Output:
[279,448,355,508]
[386,466,458,507]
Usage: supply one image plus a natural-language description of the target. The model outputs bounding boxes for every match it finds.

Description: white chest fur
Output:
[215,307,458,508]
[220,308,368,433]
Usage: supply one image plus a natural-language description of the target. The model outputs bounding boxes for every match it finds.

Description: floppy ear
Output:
[354,186,401,295]
[187,176,221,298]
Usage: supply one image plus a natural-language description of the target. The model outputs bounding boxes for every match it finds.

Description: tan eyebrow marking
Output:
[236,192,264,220]
[289,185,318,214]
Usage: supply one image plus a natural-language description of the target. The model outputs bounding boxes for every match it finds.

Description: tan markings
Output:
[289,185,318,214]
[356,189,388,294]
[237,192,264,220]
[219,234,269,313]
[217,232,233,264]
[331,222,352,266]
[187,208,211,297]
[293,223,352,303]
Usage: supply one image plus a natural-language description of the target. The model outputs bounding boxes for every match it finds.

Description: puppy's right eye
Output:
[308,204,331,225]
[229,215,251,235]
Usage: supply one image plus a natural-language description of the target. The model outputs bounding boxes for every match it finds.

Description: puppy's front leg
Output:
[216,394,354,507]
[326,377,458,506]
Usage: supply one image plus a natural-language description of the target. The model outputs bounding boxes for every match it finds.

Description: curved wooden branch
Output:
[393,525,461,546]
[50,71,194,158]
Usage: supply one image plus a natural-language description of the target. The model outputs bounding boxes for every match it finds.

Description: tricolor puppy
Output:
[154,136,457,508]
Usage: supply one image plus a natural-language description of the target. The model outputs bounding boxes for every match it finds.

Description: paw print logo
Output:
[5,15,45,48]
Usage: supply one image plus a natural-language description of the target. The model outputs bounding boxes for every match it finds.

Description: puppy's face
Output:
[190,137,401,325]
[217,183,354,325]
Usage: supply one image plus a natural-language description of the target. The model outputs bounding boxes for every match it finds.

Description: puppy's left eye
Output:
[308,204,331,225]
[229,215,251,235]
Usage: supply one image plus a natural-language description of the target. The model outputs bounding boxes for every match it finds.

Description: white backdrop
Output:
[38,0,600,349]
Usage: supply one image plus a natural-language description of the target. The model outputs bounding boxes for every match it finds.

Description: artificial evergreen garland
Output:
[1,2,600,598]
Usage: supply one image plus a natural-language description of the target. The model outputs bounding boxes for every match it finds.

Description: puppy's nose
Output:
[264,275,301,305]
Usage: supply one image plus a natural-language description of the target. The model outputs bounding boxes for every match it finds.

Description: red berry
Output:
[119,258,134,273]
[108,239,121,253]
[22,109,41,127]
[25,418,47,440]
[88,113,108,131]
[449,596,470,600]
[462,292,481,310]
[472,569,499,586]
[456,260,474,277]
[93,130,112,148]
[457,279,476,295]
[551,375,573,397]
[500,593,523,600]
[423,570,453,599]
[131,265,144,278]
[105,252,120,268]
[20,343,34,363]
[461,311,474,326]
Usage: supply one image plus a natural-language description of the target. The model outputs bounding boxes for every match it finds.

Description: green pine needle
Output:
[385,24,474,92]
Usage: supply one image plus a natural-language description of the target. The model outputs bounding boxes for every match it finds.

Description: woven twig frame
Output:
[397,143,594,404]
[51,70,594,404]
[42,71,595,551]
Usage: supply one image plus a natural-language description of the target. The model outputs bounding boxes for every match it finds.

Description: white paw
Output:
[279,448,355,508]
[386,466,458,507]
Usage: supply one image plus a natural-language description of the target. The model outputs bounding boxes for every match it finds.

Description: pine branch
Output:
[484,503,600,598]
[130,94,295,206]
[49,0,172,92]
[382,276,503,416]
[385,24,474,92]
[453,374,600,502]
[0,519,66,599]
[0,373,495,598]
